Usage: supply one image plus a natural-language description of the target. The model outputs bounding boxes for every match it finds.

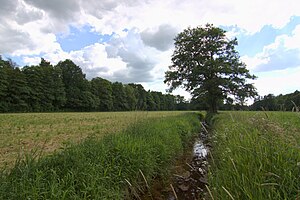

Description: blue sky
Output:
[57,26,113,52]
[1,0,300,101]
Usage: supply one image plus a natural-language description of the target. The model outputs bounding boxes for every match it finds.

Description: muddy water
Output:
[141,126,210,200]
[167,132,209,200]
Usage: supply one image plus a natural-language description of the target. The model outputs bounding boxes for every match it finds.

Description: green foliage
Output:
[5,67,30,112]
[129,83,148,110]
[0,113,201,199]
[91,77,113,111]
[124,85,137,110]
[112,82,129,111]
[58,59,96,111]
[0,56,188,113]
[165,24,257,113]
[208,112,300,199]
[146,91,156,111]
[251,90,300,111]
[0,58,9,112]
[23,59,66,112]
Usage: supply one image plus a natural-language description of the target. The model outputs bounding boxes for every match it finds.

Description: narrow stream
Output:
[167,131,210,200]
[140,123,210,200]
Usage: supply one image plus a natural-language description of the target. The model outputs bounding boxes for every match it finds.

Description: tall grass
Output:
[0,111,185,167]
[208,111,300,199]
[0,112,201,199]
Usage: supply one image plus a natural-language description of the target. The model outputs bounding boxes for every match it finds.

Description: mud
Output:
[141,123,210,200]
[167,131,210,200]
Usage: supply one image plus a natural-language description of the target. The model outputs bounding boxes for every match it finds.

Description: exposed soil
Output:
[141,124,210,200]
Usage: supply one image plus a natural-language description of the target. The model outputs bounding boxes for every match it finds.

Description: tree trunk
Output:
[208,98,218,114]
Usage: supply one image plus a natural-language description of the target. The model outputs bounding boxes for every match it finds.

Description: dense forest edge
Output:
[0,56,189,113]
[2,56,300,113]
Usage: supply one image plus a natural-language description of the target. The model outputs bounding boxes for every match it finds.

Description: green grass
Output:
[208,111,300,200]
[0,112,202,199]
[0,111,186,167]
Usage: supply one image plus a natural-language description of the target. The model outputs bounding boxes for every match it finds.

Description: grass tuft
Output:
[208,111,300,200]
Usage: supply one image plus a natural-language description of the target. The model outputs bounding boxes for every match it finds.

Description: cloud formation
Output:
[1,0,300,96]
[105,29,159,82]
[242,25,300,72]
[141,24,178,51]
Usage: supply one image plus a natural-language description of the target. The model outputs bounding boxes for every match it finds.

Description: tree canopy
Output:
[165,24,257,113]
[251,91,300,111]
[0,57,185,113]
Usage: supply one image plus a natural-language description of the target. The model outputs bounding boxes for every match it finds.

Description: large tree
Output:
[165,24,257,113]
[57,59,96,111]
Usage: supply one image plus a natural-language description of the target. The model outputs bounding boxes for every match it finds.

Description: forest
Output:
[250,91,300,111]
[1,55,300,113]
[0,56,188,113]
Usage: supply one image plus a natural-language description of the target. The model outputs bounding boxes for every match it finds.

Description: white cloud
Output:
[2,0,300,55]
[254,66,300,96]
[141,24,178,51]
[242,25,300,72]
[1,0,300,97]
[21,43,126,80]
[104,28,161,82]
[283,25,300,49]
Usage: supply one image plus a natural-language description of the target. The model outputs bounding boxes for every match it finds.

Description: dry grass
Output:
[0,111,185,167]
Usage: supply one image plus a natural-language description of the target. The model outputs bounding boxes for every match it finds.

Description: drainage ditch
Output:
[141,122,210,200]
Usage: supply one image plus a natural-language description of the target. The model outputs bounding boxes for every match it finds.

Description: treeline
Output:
[0,56,187,113]
[251,91,300,111]
[189,91,300,111]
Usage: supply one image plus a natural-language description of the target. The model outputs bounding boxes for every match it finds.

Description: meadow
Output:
[0,111,185,167]
[0,111,201,199]
[208,111,300,200]
[1,111,299,199]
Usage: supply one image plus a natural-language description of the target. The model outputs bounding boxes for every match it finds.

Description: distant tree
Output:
[165,24,257,113]
[251,94,277,111]
[91,77,113,111]
[175,95,189,110]
[51,64,67,110]
[57,59,95,111]
[6,67,30,112]
[146,91,156,111]
[23,64,43,111]
[124,85,137,110]
[128,83,147,110]
[0,57,10,112]
[164,94,176,110]
[151,91,162,110]
[112,82,129,111]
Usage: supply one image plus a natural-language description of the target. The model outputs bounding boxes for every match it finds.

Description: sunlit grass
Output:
[207,111,300,199]
[0,112,201,199]
[0,111,186,167]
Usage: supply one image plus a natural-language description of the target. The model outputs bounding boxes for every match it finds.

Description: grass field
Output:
[0,111,186,167]
[208,111,300,199]
[0,112,201,199]
[2,110,298,199]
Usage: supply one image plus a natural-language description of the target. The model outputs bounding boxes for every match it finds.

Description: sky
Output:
[1,0,300,102]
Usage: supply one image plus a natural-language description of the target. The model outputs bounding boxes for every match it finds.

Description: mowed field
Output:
[0,111,201,199]
[0,111,185,167]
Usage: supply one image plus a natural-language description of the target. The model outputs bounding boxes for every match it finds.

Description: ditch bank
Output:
[0,113,203,200]
[141,122,211,200]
